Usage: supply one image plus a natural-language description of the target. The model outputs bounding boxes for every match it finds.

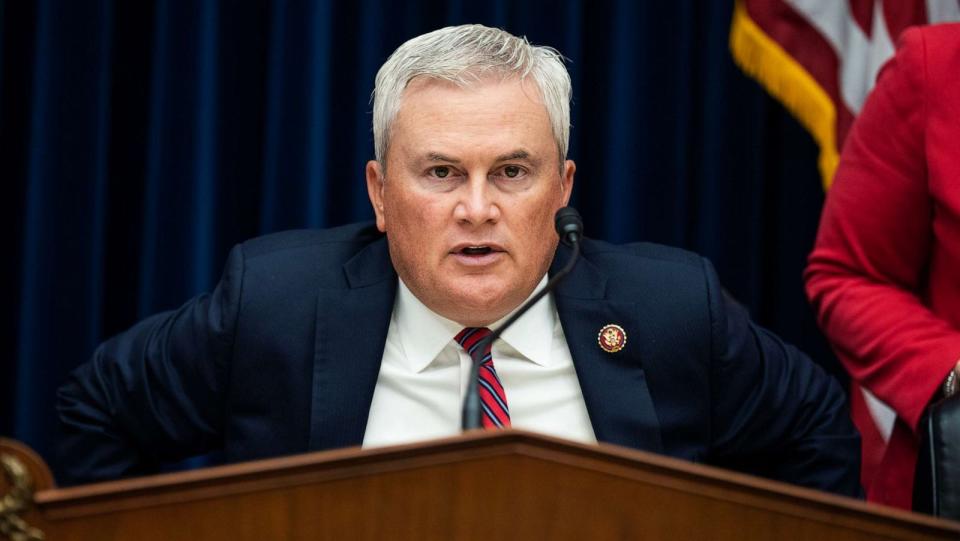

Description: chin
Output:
[450,287,524,324]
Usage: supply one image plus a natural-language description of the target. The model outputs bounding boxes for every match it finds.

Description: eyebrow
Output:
[422,150,534,163]
[495,150,531,162]
[425,152,460,163]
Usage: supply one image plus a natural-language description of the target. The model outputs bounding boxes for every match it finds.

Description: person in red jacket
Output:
[805,23,960,510]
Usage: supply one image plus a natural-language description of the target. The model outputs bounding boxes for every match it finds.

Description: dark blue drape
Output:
[1,0,838,479]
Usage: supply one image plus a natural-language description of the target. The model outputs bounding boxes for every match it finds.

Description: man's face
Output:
[366,76,575,327]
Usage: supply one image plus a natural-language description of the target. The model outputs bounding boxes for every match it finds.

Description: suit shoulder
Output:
[239,222,382,260]
[577,237,715,301]
[905,21,960,46]
[582,237,704,270]
[233,222,384,289]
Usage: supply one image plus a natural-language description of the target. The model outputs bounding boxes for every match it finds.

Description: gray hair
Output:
[371,24,572,168]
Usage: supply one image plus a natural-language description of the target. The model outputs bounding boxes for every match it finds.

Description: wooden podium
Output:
[3,430,959,540]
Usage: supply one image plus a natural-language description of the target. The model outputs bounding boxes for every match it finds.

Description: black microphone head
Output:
[554,206,583,246]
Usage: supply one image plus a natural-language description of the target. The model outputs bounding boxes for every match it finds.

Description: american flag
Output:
[730,0,960,190]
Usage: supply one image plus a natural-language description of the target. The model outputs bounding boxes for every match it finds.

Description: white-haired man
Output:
[59,25,861,496]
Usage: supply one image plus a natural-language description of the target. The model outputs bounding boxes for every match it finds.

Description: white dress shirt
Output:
[362,276,597,448]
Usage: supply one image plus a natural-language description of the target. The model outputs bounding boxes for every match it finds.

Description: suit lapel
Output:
[309,237,396,451]
[552,244,664,454]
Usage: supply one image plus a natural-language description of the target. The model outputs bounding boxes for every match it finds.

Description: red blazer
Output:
[805,23,960,509]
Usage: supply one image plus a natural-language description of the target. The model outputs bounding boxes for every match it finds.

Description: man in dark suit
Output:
[58,24,861,495]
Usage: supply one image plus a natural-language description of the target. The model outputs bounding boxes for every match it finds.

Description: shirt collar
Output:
[395,275,556,372]
[493,275,554,368]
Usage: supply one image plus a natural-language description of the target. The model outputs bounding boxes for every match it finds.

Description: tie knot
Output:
[455,327,492,359]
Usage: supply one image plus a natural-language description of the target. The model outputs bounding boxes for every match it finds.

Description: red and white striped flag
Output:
[730,0,960,190]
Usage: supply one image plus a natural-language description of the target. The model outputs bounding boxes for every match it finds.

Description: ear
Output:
[560,159,576,207]
[366,160,387,232]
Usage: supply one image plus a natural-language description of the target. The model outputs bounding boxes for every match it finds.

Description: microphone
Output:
[555,206,583,246]
[461,206,584,430]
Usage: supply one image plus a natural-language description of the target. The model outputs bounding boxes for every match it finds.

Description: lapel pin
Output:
[598,324,627,353]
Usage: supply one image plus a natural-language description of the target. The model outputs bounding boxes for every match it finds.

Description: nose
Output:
[453,173,501,225]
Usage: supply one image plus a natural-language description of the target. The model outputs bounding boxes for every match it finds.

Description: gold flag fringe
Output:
[729,0,839,190]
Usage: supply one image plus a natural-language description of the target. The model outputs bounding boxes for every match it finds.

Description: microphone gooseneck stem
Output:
[461,238,581,430]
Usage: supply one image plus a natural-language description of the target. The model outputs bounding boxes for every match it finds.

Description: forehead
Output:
[388,76,554,158]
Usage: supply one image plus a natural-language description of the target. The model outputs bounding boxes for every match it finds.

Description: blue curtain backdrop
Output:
[1,0,838,479]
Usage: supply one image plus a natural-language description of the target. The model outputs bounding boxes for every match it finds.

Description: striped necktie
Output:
[455,327,511,429]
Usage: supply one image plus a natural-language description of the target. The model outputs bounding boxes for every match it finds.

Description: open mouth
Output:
[452,243,503,265]
[460,246,493,256]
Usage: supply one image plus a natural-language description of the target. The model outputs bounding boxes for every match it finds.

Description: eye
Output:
[504,165,522,178]
[431,166,450,178]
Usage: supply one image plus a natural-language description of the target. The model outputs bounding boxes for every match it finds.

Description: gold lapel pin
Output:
[598,324,627,353]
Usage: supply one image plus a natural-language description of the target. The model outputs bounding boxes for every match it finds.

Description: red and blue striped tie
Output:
[455,327,511,429]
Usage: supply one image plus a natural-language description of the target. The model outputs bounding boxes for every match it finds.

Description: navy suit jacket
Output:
[58,222,861,495]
